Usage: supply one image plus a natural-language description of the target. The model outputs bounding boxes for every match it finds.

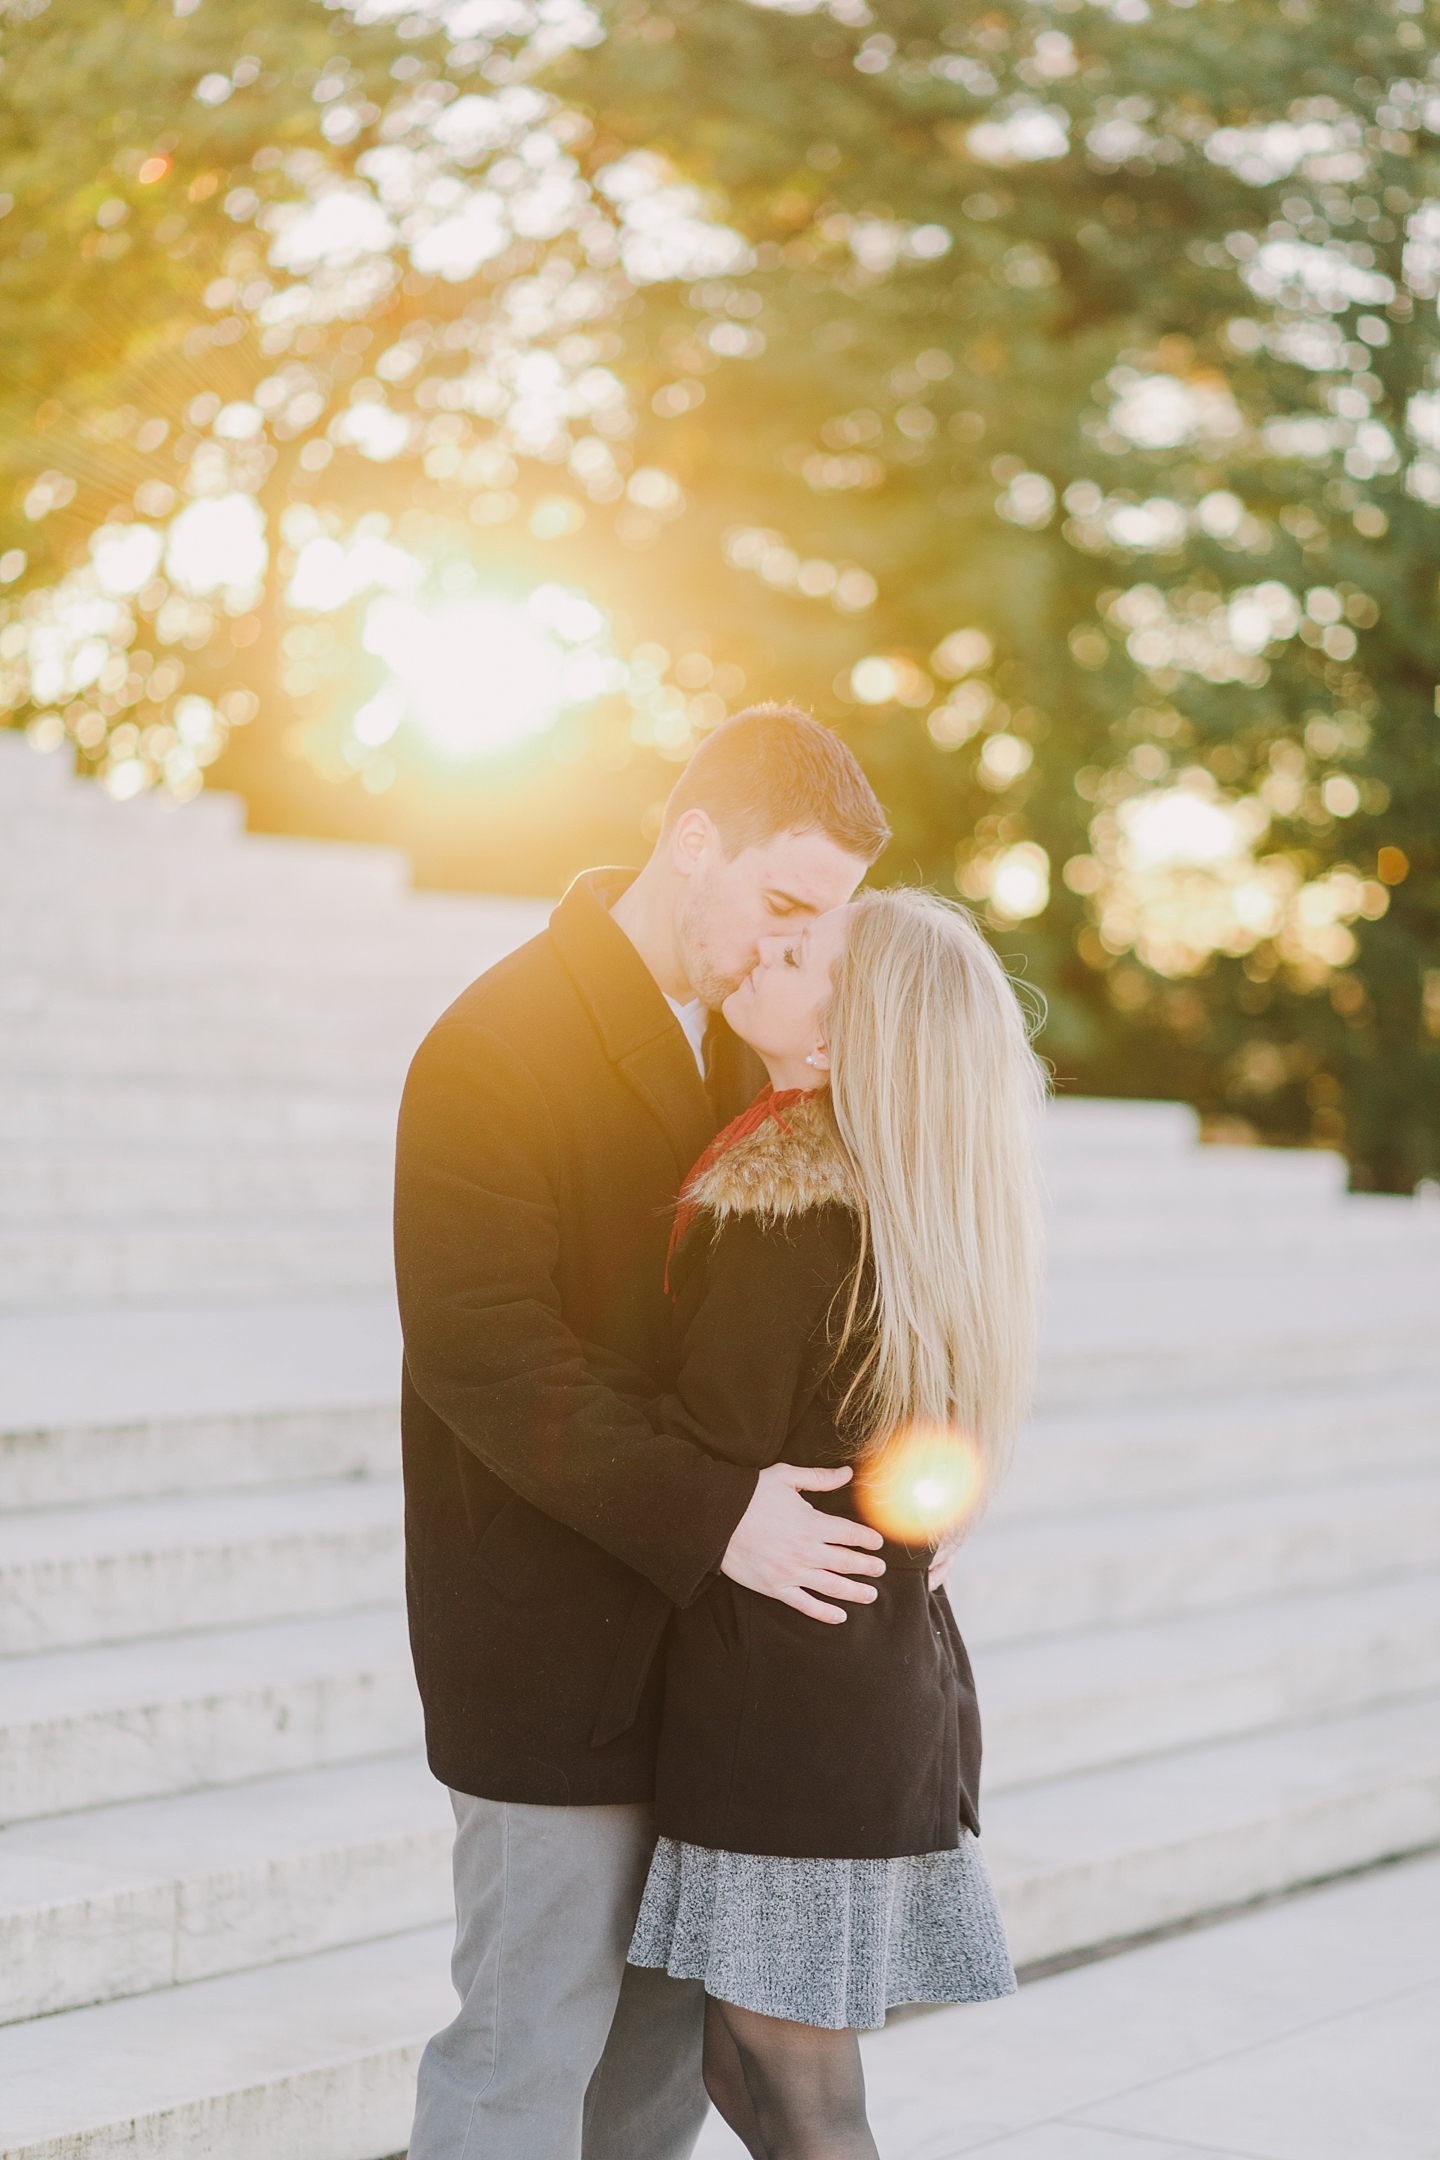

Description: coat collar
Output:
[686,1091,859,1222]
[548,868,718,1175]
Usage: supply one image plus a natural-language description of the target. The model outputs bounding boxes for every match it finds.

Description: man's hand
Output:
[721,1464,886,1623]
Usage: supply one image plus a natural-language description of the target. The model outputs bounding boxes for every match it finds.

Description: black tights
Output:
[701,1994,880,2160]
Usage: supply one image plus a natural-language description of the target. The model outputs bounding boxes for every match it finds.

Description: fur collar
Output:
[686,1092,858,1221]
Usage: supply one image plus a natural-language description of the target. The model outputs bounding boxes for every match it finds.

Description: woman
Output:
[627,888,1045,2160]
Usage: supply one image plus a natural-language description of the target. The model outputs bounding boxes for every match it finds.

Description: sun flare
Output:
[852,1424,986,1547]
[355,582,615,760]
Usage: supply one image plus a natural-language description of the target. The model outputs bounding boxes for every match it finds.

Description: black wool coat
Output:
[394,869,765,1806]
[646,1094,984,1861]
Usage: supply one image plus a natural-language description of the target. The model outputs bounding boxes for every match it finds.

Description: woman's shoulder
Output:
[687,1093,859,1228]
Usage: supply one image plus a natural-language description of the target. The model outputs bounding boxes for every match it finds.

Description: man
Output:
[395,705,891,2159]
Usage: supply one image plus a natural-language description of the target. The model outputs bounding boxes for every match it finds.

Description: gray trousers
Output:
[408,1791,709,2160]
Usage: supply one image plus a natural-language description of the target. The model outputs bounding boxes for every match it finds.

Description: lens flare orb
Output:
[852,1425,985,1546]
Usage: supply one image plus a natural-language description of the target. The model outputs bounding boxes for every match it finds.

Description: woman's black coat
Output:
[645,1094,984,1861]
[394,869,764,1807]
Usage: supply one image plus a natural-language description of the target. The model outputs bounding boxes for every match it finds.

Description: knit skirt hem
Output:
[628,1831,1016,2031]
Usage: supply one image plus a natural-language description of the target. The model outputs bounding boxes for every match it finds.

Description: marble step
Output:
[11,1205,1436,1312]
[1,1406,400,1512]
[0,1479,404,1653]
[1035,1266,1440,1409]
[0,1143,1359,1229]
[988,1688,1440,1967]
[7,1362,1436,1518]
[0,1077,400,1146]
[0,890,542,972]
[1040,1097,1202,1156]
[1042,1196,1440,1267]
[954,1463,1440,1644]
[0,1296,404,1440]
[0,979,469,1030]
[0,903,535,984]
[1002,1369,1440,1517]
[0,1752,451,2026]
[0,758,239,831]
[0,1214,394,1306]
[8,1433,1432,1658]
[1043,1150,1347,1204]
[977,1574,1440,1791]
[0,821,412,902]
[0,1140,1362,1243]
[0,742,211,807]
[0,1606,419,1823]
[2,1481,1428,1821]
[7,1691,1440,2160]
[0,867,415,941]
[0,1919,450,2160]
[7,1573,1433,2028]
[0,1149,394,1221]
[0,1015,415,1086]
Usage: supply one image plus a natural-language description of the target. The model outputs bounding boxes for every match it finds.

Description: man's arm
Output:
[633,1210,889,1623]
[394,1018,880,1611]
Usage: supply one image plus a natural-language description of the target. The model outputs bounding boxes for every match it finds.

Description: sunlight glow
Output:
[854,1425,986,1547]
[359,583,613,758]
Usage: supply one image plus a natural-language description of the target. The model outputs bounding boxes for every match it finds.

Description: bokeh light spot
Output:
[853,1424,986,1546]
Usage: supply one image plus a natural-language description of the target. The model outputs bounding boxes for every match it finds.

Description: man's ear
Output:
[669,807,714,877]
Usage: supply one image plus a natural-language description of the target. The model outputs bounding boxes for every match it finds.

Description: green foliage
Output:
[3,0,1439,1183]
[561,0,1440,1184]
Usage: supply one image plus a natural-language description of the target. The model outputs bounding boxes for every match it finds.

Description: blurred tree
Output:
[2,0,1438,1183]
[556,0,1440,1187]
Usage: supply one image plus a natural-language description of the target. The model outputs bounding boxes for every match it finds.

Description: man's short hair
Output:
[663,704,890,864]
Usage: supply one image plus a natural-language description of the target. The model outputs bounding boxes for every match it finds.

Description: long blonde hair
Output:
[827,889,1046,1485]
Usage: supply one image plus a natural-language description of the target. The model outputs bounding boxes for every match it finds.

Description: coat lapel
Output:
[706,1007,768,1124]
[548,870,719,1176]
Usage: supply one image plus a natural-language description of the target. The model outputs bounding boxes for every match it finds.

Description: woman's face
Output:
[721,904,852,1085]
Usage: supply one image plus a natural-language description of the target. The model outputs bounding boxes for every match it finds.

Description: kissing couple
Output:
[396,705,1044,2159]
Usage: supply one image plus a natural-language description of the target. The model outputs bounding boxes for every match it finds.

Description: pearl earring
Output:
[804,1055,816,1066]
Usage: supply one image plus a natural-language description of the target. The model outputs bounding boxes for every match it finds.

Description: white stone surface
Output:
[977,1575,1440,1789]
[0,1296,402,1431]
[0,1214,395,1306]
[986,1691,1440,1966]
[695,1851,1440,2159]
[3,732,1438,2156]
[0,1608,419,1822]
[1,1405,398,1511]
[0,1478,404,1651]
[0,1923,454,2160]
[1002,1367,1440,1514]
[953,1466,1440,1642]
[0,1753,450,2022]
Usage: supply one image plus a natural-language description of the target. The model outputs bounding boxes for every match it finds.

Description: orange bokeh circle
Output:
[852,1423,985,1546]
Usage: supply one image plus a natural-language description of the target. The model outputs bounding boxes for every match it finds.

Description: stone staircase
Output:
[1,732,1437,2160]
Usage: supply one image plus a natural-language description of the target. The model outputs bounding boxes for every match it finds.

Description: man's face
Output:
[673,819,870,1007]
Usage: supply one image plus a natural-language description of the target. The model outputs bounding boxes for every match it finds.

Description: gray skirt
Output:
[628,1831,1016,2031]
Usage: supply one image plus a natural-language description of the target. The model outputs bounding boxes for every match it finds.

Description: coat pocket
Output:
[472,1495,559,1606]
[591,1580,673,1749]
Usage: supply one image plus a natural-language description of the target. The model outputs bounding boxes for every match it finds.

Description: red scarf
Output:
[666,1085,819,1294]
